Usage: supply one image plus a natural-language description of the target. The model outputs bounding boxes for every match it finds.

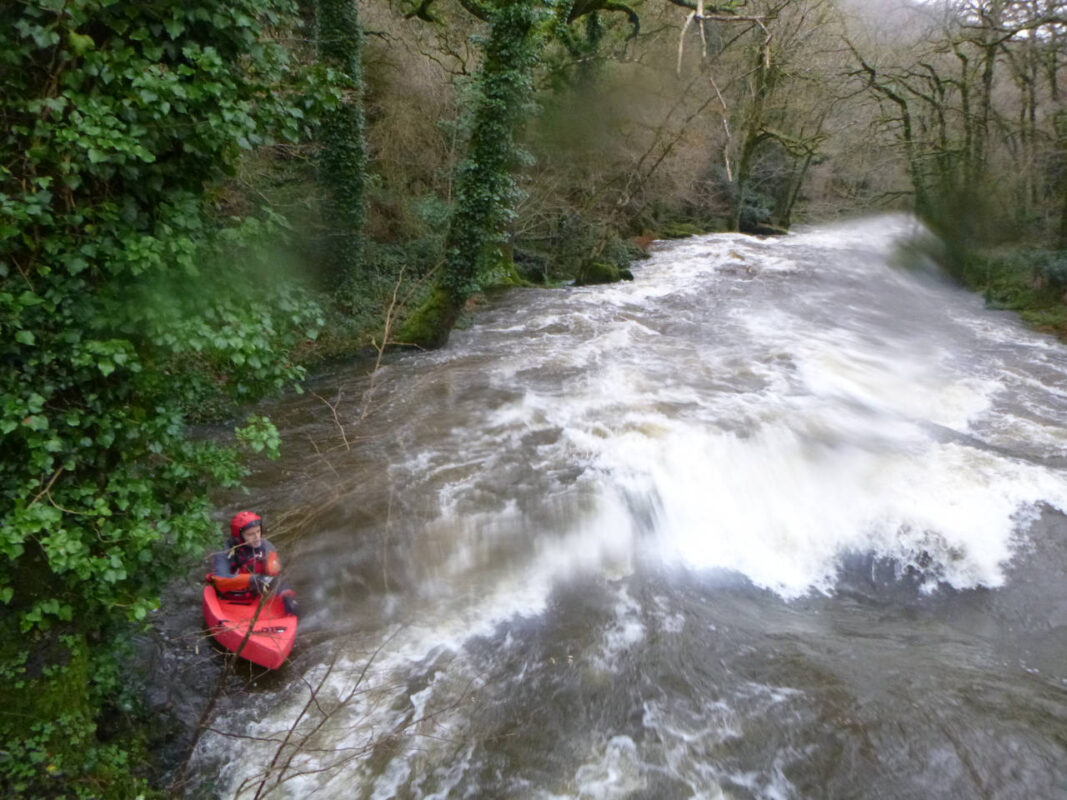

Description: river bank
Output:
[939,244,1067,341]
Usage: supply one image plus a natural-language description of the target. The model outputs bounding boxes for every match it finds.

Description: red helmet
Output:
[230,511,262,540]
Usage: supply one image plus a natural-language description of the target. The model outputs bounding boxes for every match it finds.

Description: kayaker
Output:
[207,510,299,616]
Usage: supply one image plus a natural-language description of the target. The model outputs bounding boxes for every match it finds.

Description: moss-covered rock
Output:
[659,222,704,239]
[395,284,458,349]
[575,261,635,286]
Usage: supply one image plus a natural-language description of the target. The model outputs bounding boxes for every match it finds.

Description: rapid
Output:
[185,215,1067,799]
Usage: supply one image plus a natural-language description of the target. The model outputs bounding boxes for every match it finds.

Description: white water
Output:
[191,216,1067,799]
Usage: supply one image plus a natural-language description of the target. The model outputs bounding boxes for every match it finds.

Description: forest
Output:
[2,0,1067,796]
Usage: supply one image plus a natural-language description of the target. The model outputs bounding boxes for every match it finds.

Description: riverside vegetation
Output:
[3,0,1067,796]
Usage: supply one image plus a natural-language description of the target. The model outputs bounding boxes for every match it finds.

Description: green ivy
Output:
[0,0,333,794]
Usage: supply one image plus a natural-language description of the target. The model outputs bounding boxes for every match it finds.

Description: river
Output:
[184,215,1067,799]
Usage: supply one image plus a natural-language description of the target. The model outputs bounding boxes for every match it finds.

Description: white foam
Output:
[597,407,1067,597]
[780,213,921,252]
[590,587,646,671]
[572,736,647,799]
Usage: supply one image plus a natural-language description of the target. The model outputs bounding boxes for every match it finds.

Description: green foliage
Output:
[236,414,283,458]
[0,0,330,793]
[739,191,775,233]
[543,7,606,91]
[1026,250,1067,291]
[528,212,643,281]
[0,630,95,796]
[0,624,162,798]
[1,0,319,626]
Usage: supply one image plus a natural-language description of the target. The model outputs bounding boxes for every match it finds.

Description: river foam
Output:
[518,218,1067,598]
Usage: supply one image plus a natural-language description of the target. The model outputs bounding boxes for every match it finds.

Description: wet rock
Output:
[576,261,635,286]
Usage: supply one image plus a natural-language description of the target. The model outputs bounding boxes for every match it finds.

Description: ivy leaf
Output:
[24,415,49,432]
[165,19,186,39]
[68,31,95,56]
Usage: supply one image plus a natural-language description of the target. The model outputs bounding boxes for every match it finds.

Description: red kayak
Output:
[202,586,298,669]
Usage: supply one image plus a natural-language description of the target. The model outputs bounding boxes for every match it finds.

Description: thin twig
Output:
[28,467,64,507]
[311,389,350,451]
[361,267,407,421]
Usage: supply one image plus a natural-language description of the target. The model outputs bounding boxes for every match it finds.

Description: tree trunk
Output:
[970,1,1004,195]
[317,0,368,294]
[777,149,814,230]
[732,36,773,232]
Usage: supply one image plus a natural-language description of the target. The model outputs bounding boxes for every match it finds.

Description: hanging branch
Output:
[677,10,697,73]
[708,73,733,181]
[674,1,770,75]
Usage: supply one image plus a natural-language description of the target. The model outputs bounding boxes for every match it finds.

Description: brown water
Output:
[181,216,1067,799]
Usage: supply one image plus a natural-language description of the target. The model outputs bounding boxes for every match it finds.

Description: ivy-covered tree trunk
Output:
[316,0,368,294]
[400,0,544,348]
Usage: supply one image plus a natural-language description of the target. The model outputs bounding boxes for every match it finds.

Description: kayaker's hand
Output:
[252,574,274,593]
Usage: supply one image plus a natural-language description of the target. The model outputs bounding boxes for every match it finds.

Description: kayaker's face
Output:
[242,524,262,548]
